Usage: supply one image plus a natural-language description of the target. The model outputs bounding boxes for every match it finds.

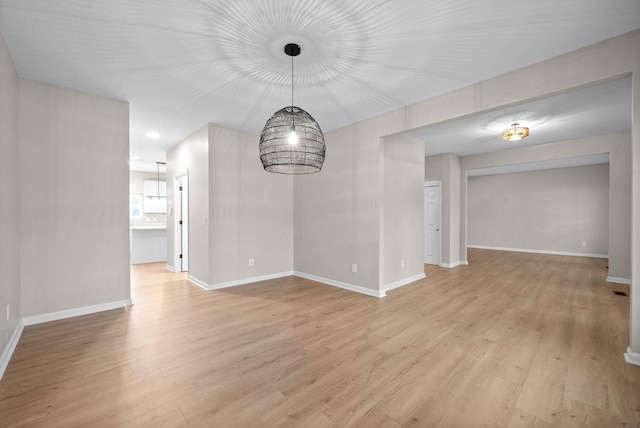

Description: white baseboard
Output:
[207,271,295,291]
[467,245,608,259]
[385,273,426,292]
[190,270,385,298]
[624,347,640,366]
[188,275,210,291]
[294,271,385,298]
[440,261,467,268]
[165,264,175,273]
[22,299,134,326]
[0,321,24,381]
[188,272,296,291]
[607,276,631,285]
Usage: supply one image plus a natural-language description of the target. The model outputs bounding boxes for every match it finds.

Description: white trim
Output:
[206,271,294,291]
[294,271,385,298]
[467,245,608,259]
[624,347,640,366]
[385,273,426,292]
[22,299,133,326]
[188,275,210,291]
[0,321,24,380]
[174,171,189,273]
[606,276,631,284]
[440,261,466,268]
[165,264,175,273]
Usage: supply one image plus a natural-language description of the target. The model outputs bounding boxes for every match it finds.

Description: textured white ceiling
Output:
[411,77,632,157]
[0,0,638,171]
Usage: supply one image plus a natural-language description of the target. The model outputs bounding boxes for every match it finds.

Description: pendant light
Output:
[147,161,166,199]
[259,43,326,174]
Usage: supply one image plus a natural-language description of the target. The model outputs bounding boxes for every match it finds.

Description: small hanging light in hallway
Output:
[259,43,325,174]
[147,161,165,199]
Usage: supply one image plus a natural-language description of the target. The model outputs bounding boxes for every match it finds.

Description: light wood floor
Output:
[1,249,639,427]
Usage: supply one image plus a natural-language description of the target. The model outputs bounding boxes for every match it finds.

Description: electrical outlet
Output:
[6,304,9,321]
[582,241,587,247]
[401,259,405,269]
[249,258,255,267]
[351,264,357,273]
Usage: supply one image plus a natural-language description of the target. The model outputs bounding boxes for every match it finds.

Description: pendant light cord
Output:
[291,53,295,129]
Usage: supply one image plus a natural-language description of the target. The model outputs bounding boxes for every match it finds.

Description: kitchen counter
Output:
[130,225,167,264]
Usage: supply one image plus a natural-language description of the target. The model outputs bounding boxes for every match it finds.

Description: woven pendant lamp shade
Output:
[259,105,326,174]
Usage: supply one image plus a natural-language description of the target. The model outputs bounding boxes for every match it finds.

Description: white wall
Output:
[383,133,425,288]
[293,125,357,288]
[19,79,130,317]
[424,153,462,266]
[294,110,406,294]
[468,164,610,256]
[0,31,21,367]
[424,154,443,182]
[460,133,631,278]
[443,154,461,266]
[166,125,209,281]
[609,134,633,281]
[208,124,293,286]
[166,124,294,288]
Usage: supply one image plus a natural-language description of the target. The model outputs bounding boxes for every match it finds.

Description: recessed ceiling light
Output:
[146,131,159,139]
[131,155,139,160]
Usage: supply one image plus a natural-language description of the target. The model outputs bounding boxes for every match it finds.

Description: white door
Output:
[424,182,442,265]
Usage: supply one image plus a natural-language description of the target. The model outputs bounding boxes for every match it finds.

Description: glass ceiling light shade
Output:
[502,123,529,141]
[259,43,325,174]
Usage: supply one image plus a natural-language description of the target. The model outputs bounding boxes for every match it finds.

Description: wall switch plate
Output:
[6,304,9,321]
[351,264,357,273]
[401,259,405,268]
[249,258,255,267]
[582,241,587,247]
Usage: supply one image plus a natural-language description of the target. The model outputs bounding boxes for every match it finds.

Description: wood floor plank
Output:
[1,249,639,427]
[350,407,401,428]
[507,409,555,428]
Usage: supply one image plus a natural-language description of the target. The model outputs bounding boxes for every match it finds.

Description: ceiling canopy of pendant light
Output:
[259,43,326,174]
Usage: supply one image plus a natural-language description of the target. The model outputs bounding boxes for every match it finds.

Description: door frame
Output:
[424,180,442,266]
[174,171,189,272]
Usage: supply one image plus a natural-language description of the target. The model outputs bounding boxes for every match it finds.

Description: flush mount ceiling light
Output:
[502,123,529,141]
[259,43,325,174]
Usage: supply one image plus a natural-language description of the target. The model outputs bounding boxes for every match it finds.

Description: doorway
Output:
[424,181,442,265]
[174,173,189,272]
